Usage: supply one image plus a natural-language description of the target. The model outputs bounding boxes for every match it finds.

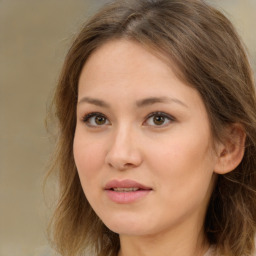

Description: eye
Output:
[82,112,110,127]
[144,112,174,127]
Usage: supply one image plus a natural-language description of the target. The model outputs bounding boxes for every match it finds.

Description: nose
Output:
[105,126,143,171]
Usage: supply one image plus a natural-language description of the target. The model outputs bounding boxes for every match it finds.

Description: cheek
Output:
[147,139,215,222]
[146,131,215,193]
[73,133,105,180]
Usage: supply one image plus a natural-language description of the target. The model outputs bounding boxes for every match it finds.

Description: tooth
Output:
[113,188,139,192]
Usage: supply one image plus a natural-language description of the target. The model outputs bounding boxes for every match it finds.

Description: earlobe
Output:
[214,124,246,175]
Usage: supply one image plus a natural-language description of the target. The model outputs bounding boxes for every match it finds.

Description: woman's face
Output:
[74,39,219,237]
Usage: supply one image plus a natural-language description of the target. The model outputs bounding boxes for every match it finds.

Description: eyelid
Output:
[82,112,111,127]
[81,111,175,128]
[143,111,175,127]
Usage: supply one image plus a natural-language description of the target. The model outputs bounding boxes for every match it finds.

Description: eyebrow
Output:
[78,97,110,108]
[78,96,188,108]
[136,97,188,108]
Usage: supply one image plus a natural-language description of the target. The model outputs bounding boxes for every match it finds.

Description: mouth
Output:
[104,179,152,204]
[111,187,141,192]
[104,179,152,191]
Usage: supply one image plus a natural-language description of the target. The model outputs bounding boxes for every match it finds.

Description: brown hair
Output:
[47,0,256,255]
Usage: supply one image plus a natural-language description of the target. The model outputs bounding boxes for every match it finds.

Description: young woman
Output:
[48,0,256,255]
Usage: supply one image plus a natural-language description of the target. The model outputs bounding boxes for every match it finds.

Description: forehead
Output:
[79,39,208,116]
[79,39,185,92]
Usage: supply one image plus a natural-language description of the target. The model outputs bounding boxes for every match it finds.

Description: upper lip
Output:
[104,179,152,190]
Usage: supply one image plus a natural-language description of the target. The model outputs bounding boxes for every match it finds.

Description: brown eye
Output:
[83,112,110,127]
[144,112,174,127]
[153,116,165,125]
[95,115,107,125]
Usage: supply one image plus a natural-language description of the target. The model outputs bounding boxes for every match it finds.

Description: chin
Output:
[107,224,152,236]
[101,213,157,236]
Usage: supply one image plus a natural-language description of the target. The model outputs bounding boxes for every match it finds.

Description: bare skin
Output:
[73,39,240,256]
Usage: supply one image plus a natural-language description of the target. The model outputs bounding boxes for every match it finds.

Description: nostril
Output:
[108,162,136,171]
[105,143,143,170]
[124,163,135,167]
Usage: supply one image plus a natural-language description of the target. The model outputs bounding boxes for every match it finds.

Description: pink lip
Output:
[105,179,152,190]
[104,179,152,204]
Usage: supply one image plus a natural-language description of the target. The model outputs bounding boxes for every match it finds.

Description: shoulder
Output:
[204,245,256,256]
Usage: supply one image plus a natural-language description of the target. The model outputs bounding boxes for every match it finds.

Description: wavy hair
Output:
[47,0,256,255]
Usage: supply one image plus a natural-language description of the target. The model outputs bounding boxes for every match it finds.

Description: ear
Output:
[214,123,246,174]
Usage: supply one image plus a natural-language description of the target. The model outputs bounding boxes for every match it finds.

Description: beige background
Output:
[1,1,255,256]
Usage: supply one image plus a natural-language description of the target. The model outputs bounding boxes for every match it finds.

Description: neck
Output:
[118,218,209,256]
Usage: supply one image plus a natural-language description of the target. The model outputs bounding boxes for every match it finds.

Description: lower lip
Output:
[105,190,151,204]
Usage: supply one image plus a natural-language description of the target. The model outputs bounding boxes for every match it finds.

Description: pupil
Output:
[95,116,105,125]
[154,116,164,125]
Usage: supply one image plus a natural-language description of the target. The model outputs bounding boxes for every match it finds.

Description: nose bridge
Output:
[105,122,142,169]
[111,123,135,157]
[115,122,132,147]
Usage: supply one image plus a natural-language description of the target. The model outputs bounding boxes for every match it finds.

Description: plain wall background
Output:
[1,1,255,256]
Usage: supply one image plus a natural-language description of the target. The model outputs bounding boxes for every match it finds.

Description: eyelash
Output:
[82,111,175,128]
[82,112,110,127]
[144,111,175,127]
